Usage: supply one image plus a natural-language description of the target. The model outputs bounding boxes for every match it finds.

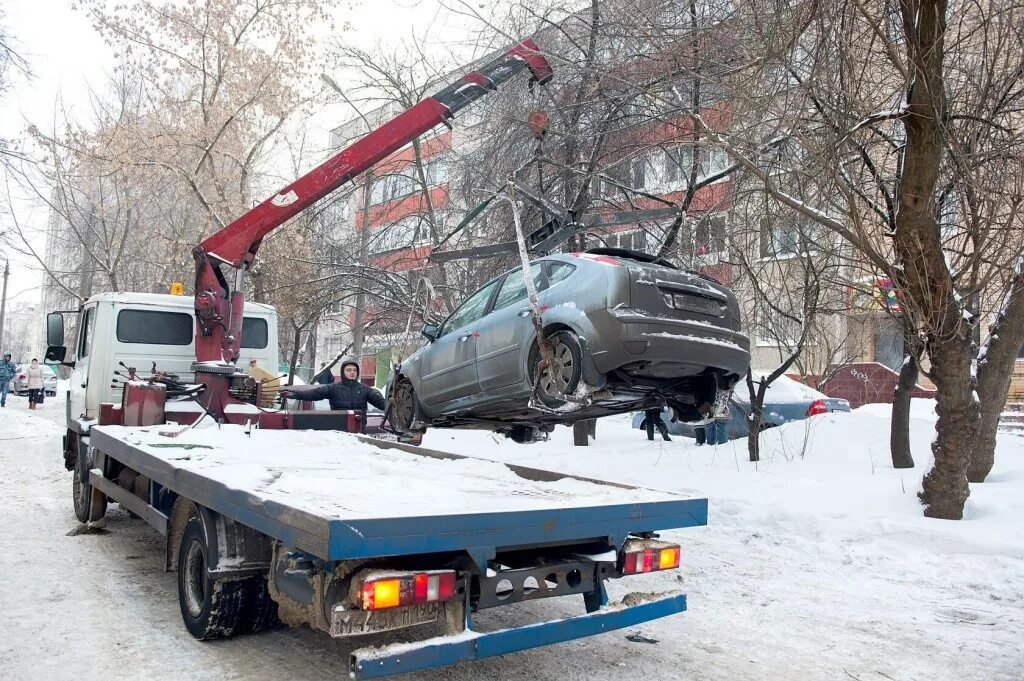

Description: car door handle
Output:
[458,332,480,342]
[517,309,532,317]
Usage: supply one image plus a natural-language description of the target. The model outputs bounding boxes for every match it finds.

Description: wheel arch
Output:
[523,317,604,388]
[165,498,272,578]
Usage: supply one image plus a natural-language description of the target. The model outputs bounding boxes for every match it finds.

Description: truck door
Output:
[416,280,498,407]
[69,305,96,420]
[474,263,546,391]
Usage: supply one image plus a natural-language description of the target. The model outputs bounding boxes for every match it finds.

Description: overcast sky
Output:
[0,0,486,306]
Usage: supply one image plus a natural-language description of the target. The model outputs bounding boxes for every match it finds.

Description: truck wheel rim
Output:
[183,540,207,618]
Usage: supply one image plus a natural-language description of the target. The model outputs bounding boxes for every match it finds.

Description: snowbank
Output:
[423,399,1024,554]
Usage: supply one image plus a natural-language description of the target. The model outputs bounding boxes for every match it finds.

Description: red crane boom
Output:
[193,38,552,367]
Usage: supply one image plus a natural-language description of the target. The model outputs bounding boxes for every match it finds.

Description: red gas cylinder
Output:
[121,382,167,427]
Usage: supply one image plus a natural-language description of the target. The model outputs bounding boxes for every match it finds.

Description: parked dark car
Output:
[631,373,851,440]
[388,248,751,441]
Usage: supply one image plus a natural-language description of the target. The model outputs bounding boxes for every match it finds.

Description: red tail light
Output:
[620,539,681,575]
[806,399,828,416]
[570,252,622,266]
[18,374,25,380]
[361,570,457,610]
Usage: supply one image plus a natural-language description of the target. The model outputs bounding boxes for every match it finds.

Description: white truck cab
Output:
[48,290,278,429]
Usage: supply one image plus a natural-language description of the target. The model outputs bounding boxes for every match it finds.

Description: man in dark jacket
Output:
[280,358,386,411]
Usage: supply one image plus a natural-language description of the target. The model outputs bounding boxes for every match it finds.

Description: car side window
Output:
[78,307,95,359]
[493,263,545,312]
[440,281,499,337]
[546,262,576,287]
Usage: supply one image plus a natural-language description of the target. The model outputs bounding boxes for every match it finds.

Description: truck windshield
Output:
[117,310,193,345]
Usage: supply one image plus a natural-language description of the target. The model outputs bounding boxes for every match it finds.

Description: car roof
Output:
[733,373,826,403]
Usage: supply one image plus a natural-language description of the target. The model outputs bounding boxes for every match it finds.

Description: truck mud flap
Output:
[350,592,686,679]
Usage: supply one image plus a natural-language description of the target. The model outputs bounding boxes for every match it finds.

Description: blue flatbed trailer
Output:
[81,423,707,678]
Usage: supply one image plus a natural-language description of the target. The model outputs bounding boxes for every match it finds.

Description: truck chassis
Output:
[79,423,707,678]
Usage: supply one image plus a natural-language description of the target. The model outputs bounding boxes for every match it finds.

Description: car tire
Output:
[177,517,247,640]
[389,378,425,435]
[529,330,583,408]
[72,448,107,523]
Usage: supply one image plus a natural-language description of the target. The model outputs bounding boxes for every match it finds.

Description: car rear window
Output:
[547,262,575,285]
[117,310,193,345]
[493,263,545,312]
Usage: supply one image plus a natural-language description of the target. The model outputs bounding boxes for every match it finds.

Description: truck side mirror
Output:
[45,346,67,364]
[46,312,64,347]
[421,323,439,342]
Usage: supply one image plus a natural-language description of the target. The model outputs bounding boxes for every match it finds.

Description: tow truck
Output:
[43,37,709,678]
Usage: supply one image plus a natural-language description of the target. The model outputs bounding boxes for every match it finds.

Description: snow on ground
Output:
[1,391,1022,680]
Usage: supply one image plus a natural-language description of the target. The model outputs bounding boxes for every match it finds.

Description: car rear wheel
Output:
[530,330,583,408]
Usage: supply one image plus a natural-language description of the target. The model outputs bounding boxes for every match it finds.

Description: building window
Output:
[695,214,727,259]
[760,215,819,258]
[663,145,730,185]
[608,230,647,252]
[367,215,434,254]
[756,298,804,346]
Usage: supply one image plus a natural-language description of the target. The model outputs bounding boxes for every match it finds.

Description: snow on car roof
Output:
[732,373,825,403]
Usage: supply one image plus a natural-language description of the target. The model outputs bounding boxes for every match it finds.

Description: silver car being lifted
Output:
[388,248,751,442]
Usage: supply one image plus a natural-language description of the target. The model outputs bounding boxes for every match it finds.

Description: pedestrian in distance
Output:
[280,357,386,412]
[26,358,45,410]
[694,402,729,446]
[0,353,15,408]
[317,362,335,385]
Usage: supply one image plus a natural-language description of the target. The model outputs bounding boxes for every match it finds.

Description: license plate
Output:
[331,602,440,637]
[369,432,400,442]
[672,293,723,316]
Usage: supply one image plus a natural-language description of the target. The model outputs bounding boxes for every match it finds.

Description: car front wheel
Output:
[389,378,425,435]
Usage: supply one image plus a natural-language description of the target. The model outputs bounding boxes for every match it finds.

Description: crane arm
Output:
[193,38,552,364]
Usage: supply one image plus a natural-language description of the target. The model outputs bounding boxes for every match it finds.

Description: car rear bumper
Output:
[590,309,750,378]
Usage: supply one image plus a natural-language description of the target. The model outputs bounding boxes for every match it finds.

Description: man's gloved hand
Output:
[279,388,298,399]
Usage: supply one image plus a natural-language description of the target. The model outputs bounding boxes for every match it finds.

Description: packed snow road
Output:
[1,392,1021,680]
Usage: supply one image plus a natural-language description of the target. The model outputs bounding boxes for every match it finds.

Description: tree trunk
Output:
[745,370,765,462]
[919,337,977,519]
[890,321,921,469]
[969,259,1024,482]
[287,323,302,384]
[894,0,975,519]
[747,402,764,462]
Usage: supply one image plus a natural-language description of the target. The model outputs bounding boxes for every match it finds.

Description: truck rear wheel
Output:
[177,517,247,640]
[239,575,282,634]
[72,449,107,523]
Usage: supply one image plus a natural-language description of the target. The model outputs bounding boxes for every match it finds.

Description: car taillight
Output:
[620,540,681,575]
[18,374,25,380]
[806,399,828,416]
[570,252,622,266]
[361,571,457,610]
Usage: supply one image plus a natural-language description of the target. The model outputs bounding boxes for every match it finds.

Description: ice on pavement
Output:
[94,423,684,520]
